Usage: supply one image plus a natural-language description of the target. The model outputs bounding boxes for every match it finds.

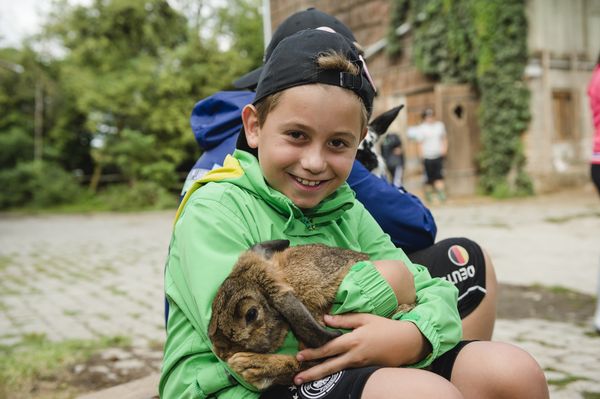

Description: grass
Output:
[0,256,11,272]
[0,184,178,215]
[0,333,130,399]
[547,374,589,387]
[544,211,600,224]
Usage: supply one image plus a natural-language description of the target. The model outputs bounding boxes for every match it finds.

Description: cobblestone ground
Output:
[0,211,171,348]
[1,187,599,398]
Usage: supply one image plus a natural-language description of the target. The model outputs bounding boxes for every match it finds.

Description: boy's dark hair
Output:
[421,108,434,120]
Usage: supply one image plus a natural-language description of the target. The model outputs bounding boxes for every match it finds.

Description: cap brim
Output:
[232,67,263,90]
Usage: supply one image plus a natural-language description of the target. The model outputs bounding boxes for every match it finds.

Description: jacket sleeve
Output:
[161,189,261,398]
[333,202,461,368]
[347,160,437,253]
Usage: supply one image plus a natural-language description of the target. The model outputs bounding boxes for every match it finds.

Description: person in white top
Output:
[415,108,447,203]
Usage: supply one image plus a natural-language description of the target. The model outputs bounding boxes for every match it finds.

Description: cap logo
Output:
[316,26,336,34]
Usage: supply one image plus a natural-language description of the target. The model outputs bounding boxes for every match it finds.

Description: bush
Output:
[0,128,33,168]
[0,161,82,209]
[96,181,177,211]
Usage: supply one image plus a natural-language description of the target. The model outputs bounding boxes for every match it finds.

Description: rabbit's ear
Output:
[271,291,341,348]
[250,239,290,260]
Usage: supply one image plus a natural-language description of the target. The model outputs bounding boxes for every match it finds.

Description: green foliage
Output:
[387,0,410,57]
[96,181,178,211]
[0,0,263,210]
[388,0,533,196]
[0,161,82,209]
[0,127,33,167]
[100,128,177,187]
[472,0,532,196]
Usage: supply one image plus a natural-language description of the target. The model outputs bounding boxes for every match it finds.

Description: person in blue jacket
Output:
[178,8,497,341]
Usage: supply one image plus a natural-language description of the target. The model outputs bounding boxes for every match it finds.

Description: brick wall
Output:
[268,0,432,117]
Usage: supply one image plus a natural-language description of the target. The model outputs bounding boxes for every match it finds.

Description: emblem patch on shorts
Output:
[448,245,469,267]
[299,371,344,398]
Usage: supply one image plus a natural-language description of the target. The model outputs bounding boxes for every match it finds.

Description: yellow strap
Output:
[173,155,244,226]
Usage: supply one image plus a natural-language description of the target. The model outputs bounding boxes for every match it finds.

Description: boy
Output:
[162,29,548,398]
[181,8,496,342]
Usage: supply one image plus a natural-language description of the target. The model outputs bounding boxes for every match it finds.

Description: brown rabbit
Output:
[208,239,414,390]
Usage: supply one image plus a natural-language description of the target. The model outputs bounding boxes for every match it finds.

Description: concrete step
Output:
[77,373,160,399]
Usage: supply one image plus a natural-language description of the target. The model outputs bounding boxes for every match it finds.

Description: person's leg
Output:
[261,366,463,399]
[431,157,446,201]
[408,238,496,340]
[450,341,549,399]
[423,159,434,202]
[434,178,446,202]
[362,368,463,399]
[460,248,497,340]
[591,164,600,332]
[592,163,600,196]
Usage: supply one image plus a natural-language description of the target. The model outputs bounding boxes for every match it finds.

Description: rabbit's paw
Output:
[228,352,298,390]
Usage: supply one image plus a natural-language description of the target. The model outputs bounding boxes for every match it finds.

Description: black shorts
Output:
[408,238,486,318]
[592,163,600,196]
[423,157,444,184]
[259,341,474,399]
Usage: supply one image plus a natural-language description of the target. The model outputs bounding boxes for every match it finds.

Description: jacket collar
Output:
[234,150,355,234]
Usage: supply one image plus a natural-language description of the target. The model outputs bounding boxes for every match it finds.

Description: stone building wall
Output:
[268,0,600,194]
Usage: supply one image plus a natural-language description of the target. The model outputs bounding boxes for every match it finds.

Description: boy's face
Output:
[242,84,367,210]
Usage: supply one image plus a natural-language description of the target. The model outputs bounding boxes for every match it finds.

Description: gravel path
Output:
[1,187,599,397]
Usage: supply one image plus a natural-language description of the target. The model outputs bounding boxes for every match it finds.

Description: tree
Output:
[43,0,263,191]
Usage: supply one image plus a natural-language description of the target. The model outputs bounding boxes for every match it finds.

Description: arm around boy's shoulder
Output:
[347,161,437,253]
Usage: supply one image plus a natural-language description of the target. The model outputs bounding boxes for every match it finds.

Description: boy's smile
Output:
[243,84,366,210]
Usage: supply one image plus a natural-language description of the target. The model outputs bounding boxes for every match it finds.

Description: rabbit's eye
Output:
[245,308,258,324]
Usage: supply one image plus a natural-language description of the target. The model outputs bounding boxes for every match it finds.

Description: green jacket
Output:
[160,150,461,398]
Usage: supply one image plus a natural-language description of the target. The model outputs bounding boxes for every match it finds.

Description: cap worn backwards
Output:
[232,8,356,90]
[253,29,375,115]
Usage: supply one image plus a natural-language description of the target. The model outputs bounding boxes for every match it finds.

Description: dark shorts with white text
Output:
[408,237,487,318]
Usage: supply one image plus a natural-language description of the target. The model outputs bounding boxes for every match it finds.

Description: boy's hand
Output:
[293,313,431,385]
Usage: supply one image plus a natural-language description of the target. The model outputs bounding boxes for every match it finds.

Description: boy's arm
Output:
[294,207,460,382]
[305,203,460,372]
[162,191,261,398]
[372,259,415,306]
[347,160,437,253]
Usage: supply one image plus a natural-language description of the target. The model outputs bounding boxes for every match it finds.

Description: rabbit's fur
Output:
[208,239,414,389]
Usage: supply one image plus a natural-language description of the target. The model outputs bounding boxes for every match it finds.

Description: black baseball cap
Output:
[232,8,357,90]
[236,28,376,156]
[254,29,374,112]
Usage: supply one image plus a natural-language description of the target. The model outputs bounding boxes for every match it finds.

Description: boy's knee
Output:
[496,345,548,397]
[452,342,548,398]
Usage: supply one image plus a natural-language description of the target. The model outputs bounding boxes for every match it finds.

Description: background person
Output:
[414,108,448,203]
[587,51,600,333]
[381,133,405,187]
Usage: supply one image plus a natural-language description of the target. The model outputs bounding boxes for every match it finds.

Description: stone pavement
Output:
[1,186,599,398]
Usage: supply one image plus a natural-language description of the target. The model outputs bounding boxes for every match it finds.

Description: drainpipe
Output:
[262,0,271,49]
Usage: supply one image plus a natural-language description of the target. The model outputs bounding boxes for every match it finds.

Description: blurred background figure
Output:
[589,52,600,197]
[587,51,600,333]
[381,133,405,187]
[414,108,447,203]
